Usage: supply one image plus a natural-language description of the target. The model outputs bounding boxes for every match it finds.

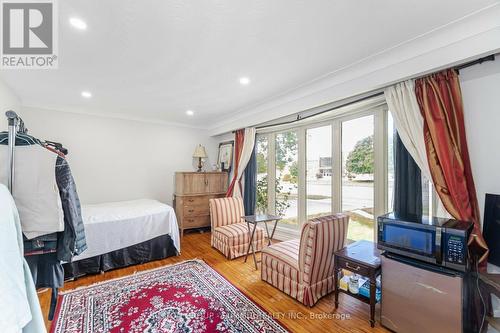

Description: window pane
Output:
[422,175,433,217]
[342,115,375,241]
[275,131,298,227]
[306,125,332,219]
[256,135,268,214]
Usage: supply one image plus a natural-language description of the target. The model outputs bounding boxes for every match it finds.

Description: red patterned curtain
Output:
[226,129,245,197]
[415,69,488,267]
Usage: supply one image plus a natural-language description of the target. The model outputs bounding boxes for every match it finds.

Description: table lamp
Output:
[193,144,208,172]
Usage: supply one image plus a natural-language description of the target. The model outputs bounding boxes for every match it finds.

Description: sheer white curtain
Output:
[233,127,256,198]
[385,80,430,175]
[385,80,450,218]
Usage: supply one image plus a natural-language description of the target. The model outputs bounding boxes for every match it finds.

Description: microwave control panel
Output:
[445,234,466,265]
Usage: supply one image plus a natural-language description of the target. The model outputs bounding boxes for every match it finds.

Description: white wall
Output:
[461,59,500,223]
[15,107,218,205]
[0,78,20,113]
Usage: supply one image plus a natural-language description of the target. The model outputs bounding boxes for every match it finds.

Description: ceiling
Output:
[1,0,498,129]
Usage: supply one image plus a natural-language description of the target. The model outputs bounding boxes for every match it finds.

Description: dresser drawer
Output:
[337,257,371,277]
[183,204,209,216]
[182,215,210,228]
[183,196,209,205]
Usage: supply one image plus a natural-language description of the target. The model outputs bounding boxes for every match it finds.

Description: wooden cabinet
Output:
[174,172,228,238]
[206,172,227,193]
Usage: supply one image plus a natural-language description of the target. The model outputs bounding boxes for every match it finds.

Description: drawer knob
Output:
[345,262,360,271]
[188,209,194,212]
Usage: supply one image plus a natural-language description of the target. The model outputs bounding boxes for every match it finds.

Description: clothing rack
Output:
[4,111,69,194]
[5,110,20,194]
[4,110,66,321]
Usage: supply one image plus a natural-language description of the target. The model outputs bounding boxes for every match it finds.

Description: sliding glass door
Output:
[275,130,299,228]
[341,115,375,241]
[256,135,269,214]
[256,103,389,240]
[306,125,332,219]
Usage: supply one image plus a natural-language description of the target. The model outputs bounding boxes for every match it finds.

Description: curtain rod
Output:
[232,54,496,133]
[455,54,495,72]
[255,91,384,130]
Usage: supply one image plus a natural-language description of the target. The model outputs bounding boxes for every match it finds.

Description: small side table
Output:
[479,272,500,333]
[243,214,281,270]
[334,240,381,328]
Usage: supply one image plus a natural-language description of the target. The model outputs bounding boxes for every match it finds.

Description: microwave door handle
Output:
[435,227,442,264]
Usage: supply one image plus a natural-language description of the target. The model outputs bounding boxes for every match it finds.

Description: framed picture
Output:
[218,140,234,172]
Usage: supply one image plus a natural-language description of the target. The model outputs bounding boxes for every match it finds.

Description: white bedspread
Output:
[73,199,180,262]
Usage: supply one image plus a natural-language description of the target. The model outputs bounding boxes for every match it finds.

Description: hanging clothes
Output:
[23,233,57,255]
[0,143,64,239]
[0,136,66,321]
[25,253,64,320]
[0,184,46,333]
[55,156,87,261]
[0,130,87,321]
[0,131,87,259]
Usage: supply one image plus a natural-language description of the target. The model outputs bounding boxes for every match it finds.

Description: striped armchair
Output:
[209,197,265,259]
[261,214,349,307]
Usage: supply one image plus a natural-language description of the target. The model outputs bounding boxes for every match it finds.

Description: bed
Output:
[63,199,180,279]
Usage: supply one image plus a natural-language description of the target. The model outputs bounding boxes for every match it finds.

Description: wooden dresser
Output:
[174,172,228,238]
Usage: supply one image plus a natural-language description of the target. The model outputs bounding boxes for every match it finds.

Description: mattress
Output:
[72,199,180,261]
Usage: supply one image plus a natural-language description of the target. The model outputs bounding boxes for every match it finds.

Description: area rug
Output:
[51,259,288,333]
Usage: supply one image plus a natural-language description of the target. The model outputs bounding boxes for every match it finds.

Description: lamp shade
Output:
[193,144,208,158]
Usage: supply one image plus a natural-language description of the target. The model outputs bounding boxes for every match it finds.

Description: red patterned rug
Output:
[51,260,288,333]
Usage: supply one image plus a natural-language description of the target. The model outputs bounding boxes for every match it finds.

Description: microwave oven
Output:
[377,213,473,272]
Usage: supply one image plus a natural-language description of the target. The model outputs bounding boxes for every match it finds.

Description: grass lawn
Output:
[270,202,375,242]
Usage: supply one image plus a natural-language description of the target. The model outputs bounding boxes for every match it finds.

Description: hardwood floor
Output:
[39,232,390,333]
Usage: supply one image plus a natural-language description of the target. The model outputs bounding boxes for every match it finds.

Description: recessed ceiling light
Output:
[81,91,92,98]
[69,17,87,30]
[239,77,250,85]
[186,110,194,116]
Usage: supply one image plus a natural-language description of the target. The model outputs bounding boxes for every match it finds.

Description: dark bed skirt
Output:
[63,234,178,280]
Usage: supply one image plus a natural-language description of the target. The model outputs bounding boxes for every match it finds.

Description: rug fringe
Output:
[59,258,207,295]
